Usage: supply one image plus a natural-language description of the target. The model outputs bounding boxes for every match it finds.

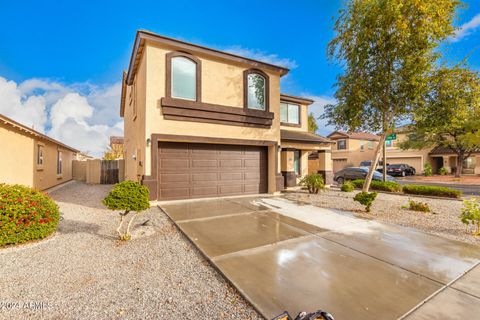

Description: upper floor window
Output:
[337,139,346,150]
[360,140,365,151]
[280,103,300,125]
[166,52,201,102]
[244,69,269,111]
[172,57,197,101]
[368,141,374,149]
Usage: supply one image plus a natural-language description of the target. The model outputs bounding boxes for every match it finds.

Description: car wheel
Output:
[337,177,344,185]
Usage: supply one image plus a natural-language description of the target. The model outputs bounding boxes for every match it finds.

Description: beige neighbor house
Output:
[120,30,333,201]
[386,127,480,175]
[0,113,79,190]
[326,131,380,172]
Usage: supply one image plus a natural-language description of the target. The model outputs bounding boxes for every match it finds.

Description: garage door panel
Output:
[159,173,190,183]
[159,159,190,169]
[159,188,190,199]
[219,185,243,195]
[220,159,243,167]
[191,172,218,181]
[220,172,244,181]
[157,142,267,200]
[387,157,422,173]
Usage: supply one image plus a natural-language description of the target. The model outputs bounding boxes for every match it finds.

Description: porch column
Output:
[475,156,480,175]
[280,149,296,188]
[442,156,451,174]
[317,149,333,186]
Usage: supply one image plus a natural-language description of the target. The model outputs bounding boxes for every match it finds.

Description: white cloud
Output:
[451,13,480,42]
[224,45,297,69]
[0,77,47,132]
[304,95,337,136]
[0,76,122,157]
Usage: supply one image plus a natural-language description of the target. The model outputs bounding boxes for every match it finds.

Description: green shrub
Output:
[407,200,430,212]
[103,181,150,240]
[402,184,461,198]
[351,179,402,192]
[353,191,378,212]
[439,167,448,175]
[299,173,325,194]
[0,184,60,246]
[460,198,480,236]
[341,181,355,192]
[424,163,433,176]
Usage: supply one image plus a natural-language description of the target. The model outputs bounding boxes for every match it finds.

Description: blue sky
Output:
[0,0,479,154]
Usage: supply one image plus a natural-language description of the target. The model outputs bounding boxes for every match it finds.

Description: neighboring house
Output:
[386,127,480,175]
[0,113,79,190]
[327,131,380,172]
[104,136,125,160]
[120,30,332,201]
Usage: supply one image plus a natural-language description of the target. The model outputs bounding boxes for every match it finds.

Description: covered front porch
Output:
[279,130,333,188]
[429,147,480,175]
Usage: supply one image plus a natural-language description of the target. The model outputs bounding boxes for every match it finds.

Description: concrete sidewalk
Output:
[159,196,480,320]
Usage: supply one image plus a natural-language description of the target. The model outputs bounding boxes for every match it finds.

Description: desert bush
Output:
[402,184,461,198]
[0,184,60,246]
[423,163,433,176]
[439,167,448,176]
[341,181,355,192]
[407,200,430,212]
[351,179,402,192]
[460,198,480,236]
[353,191,378,212]
[103,181,150,240]
[299,173,325,194]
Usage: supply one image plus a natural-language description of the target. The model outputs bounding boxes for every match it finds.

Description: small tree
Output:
[354,191,378,212]
[423,163,433,177]
[401,66,480,177]
[103,181,150,240]
[308,113,319,133]
[460,198,480,236]
[299,173,325,194]
[324,0,460,191]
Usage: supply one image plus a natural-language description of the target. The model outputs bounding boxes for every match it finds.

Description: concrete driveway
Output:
[159,196,480,320]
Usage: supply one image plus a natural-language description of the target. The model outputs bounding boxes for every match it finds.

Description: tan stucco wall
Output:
[0,125,35,186]
[139,42,282,193]
[124,48,147,182]
[0,123,74,190]
[72,160,87,181]
[33,140,74,190]
[86,159,101,184]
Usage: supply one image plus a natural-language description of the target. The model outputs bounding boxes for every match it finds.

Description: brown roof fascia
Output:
[280,93,314,105]
[120,71,127,117]
[0,114,80,153]
[126,30,290,85]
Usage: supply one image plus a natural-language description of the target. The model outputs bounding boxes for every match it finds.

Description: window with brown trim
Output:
[244,69,269,111]
[166,52,201,102]
[337,139,346,150]
[280,102,300,125]
[37,144,44,166]
[57,150,62,176]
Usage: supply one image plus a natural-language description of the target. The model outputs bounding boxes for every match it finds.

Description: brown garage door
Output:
[157,142,268,200]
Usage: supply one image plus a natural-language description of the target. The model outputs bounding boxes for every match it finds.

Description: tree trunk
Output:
[455,152,465,178]
[363,133,387,192]
[126,213,138,237]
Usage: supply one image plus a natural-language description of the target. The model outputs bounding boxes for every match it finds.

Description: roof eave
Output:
[126,30,290,85]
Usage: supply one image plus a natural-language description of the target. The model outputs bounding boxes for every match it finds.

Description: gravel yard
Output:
[0,181,261,320]
[284,189,480,246]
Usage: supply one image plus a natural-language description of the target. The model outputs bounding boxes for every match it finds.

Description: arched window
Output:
[244,69,269,111]
[166,52,201,102]
[171,56,196,100]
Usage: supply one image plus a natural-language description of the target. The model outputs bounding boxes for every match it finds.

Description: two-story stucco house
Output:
[120,30,332,201]
[327,131,380,172]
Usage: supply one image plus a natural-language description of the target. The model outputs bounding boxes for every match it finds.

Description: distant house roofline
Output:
[327,130,380,141]
[0,113,80,153]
